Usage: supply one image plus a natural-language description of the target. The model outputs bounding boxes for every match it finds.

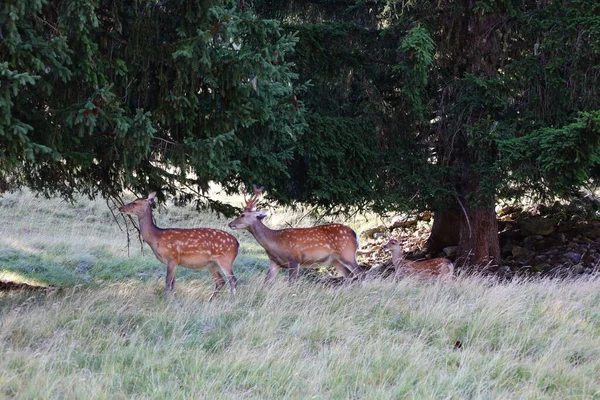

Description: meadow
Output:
[1,190,599,399]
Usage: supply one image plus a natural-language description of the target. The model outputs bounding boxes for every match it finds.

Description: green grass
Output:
[1,189,600,399]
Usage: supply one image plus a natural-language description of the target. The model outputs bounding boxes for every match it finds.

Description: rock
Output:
[511,246,530,258]
[536,239,556,251]
[519,216,556,236]
[558,220,581,233]
[564,252,583,264]
[532,255,548,265]
[535,263,551,273]
[498,266,512,276]
[389,218,418,230]
[443,246,457,258]
[497,205,519,217]
[419,211,433,222]
[583,251,597,265]
[573,265,585,274]
[523,236,536,250]
[362,226,387,239]
[501,242,515,257]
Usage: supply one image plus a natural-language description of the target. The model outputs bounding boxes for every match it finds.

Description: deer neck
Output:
[246,220,278,252]
[136,207,160,244]
[391,248,406,266]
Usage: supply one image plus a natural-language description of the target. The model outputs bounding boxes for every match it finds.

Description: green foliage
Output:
[4,0,600,217]
[270,113,378,208]
[399,24,434,85]
[255,0,600,214]
[500,111,600,198]
[0,0,305,208]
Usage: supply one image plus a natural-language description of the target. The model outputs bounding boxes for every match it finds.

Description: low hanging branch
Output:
[107,194,145,257]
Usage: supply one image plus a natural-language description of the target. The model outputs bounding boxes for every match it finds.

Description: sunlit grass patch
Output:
[0,270,47,288]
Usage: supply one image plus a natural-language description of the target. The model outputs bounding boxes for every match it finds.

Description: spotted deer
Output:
[119,192,239,300]
[228,185,363,283]
[382,237,454,280]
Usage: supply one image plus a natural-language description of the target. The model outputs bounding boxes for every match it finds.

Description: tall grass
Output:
[1,190,600,399]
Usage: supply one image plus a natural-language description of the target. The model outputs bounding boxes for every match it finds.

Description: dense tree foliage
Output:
[1,0,305,213]
[255,0,600,266]
[3,0,600,267]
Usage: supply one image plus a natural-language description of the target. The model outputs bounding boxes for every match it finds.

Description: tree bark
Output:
[426,205,461,253]
[427,174,501,269]
[428,198,501,268]
[454,195,501,268]
[427,199,501,268]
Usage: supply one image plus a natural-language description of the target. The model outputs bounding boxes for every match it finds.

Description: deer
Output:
[119,192,239,300]
[382,237,454,280]
[228,185,364,283]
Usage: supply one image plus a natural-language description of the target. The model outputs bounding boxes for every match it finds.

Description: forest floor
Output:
[356,194,600,279]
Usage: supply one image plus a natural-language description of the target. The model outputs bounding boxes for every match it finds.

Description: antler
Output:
[242,184,264,211]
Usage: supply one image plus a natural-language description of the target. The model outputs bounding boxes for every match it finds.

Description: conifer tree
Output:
[1,0,305,213]
[255,0,600,267]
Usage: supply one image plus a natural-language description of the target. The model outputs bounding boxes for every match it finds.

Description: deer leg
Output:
[215,260,237,301]
[334,257,365,281]
[288,259,300,283]
[346,261,365,280]
[330,260,351,278]
[265,261,279,284]
[228,274,238,301]
[165,261,177,296]
[208,264,226,302]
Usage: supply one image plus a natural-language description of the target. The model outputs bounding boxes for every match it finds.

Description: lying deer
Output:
[228,185,363,283]
[382,237,454,280]
[119,192,239,300]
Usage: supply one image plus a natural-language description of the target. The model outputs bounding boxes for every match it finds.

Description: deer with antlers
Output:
[119,192,239,300]
[228,185,364,283]
[382,237,454,280]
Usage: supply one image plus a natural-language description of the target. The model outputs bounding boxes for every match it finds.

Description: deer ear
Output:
[256,210,267,220]
[147,192,157,203]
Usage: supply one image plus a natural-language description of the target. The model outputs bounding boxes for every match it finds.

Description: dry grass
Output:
[1,190,600,399]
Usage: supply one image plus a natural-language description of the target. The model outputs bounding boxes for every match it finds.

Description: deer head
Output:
[229,185,267,230]
[382,237,401,251]
[118,192,156,216]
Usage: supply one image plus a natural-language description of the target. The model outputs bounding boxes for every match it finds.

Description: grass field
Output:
[1,190,600,399]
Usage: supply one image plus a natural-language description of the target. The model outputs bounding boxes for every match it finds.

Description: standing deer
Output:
[119,192,239,300]
[228,185,363,283]
[382,237,454,280]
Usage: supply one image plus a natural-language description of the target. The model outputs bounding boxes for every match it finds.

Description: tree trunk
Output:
[426,206,461,253]
[427,191,501,269]
[455,195,501,268]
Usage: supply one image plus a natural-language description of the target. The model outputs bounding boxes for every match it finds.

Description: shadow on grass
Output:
[0,279,56,292]
[0,240,273,291]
